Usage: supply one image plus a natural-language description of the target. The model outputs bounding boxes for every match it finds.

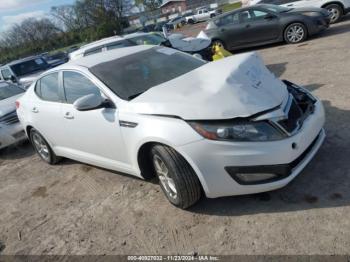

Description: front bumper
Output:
[309,16,330,35]
[178,99,325,198]
[0,122,26,150]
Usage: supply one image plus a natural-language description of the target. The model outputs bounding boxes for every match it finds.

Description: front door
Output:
[238,9,280,45]
[58,71,131,172]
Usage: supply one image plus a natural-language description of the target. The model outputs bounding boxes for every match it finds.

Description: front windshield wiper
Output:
[128,92,145,100]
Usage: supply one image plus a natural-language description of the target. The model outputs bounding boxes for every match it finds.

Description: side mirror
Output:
[73,94,111,111]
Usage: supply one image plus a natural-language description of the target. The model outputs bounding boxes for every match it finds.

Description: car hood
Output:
[0,93,23,117]
[123,52,288,120]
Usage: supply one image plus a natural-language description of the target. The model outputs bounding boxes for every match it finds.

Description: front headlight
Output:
[188,120,286,142]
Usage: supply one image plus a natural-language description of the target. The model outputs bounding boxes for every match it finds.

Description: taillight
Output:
[15,101,20,109]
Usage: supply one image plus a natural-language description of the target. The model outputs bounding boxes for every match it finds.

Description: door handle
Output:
[64,112,74,120]
[32,107,39,113]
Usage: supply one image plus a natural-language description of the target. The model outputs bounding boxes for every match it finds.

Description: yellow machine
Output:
[212,43,233,61]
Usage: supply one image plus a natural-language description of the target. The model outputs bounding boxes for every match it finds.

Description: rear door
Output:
[30,72,65,147]
[238,8,280,44]
[215,12,242,48]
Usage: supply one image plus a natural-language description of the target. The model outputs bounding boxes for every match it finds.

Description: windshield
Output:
[90,47,205,100]
[10,58,48,77]
[0,83,24,100]
[260,4,292,13]
[127,34,166,46]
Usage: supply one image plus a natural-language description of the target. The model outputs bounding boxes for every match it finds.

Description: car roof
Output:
[5,56,44,67]
[70,32,155,57]
[55,45,155,70]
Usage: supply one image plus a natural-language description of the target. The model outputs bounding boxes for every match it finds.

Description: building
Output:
[160,0,187,14]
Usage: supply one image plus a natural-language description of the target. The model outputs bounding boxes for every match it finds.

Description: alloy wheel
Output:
[286,25,305,43]
[32,132,50,162]
[328,7,340,23]
[153,155,177,199]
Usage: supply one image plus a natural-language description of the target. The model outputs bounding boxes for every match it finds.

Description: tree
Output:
[143,0,162,11]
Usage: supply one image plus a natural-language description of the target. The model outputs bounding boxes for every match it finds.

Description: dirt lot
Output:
[1,16,350,255]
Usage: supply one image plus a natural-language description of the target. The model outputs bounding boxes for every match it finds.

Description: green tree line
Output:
[0,0,129,64]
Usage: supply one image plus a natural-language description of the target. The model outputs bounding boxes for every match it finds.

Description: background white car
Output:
[69,32,165,61]
[0,82,26,150]
[17,46,325,209]
[247,0,350,23]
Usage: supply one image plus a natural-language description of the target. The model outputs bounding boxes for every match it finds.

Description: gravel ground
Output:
[0,16,350,255]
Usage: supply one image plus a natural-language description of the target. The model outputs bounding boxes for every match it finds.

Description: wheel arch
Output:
[136,140,210,195]
[283,21,309,40]
[321,1,345,12]
[25,125,34,137]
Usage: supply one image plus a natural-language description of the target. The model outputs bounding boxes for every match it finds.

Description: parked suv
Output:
[0,56,51,89]
[249,0,350,23]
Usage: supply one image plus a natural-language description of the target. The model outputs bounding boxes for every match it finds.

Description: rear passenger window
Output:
[219,13,239,25]
[36,73,60,102]
[63,71,101,104]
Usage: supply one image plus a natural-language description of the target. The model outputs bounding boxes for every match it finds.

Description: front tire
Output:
[325,4,343,23]
[30,128,60,165]
[151,145,202,209]
[284,23,307,44]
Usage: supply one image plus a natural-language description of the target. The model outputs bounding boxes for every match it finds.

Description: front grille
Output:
[0,111,19,125]
[277,98,303,133]
[276,81,316,135]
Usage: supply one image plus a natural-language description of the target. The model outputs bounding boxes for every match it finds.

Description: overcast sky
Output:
[0,0,75,32]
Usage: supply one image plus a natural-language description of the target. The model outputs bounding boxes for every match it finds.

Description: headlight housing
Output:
[188,120,286,142]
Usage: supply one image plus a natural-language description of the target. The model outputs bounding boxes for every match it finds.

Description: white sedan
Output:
[0,81,26,150]
[16,46,325,208]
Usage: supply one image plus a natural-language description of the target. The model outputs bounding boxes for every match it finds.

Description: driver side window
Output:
[63,71,101,104]
[251,10,270,20]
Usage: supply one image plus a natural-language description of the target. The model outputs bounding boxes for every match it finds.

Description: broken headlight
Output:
[188,120,286,142]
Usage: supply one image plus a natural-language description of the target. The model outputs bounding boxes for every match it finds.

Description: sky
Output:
[0,0,75,32]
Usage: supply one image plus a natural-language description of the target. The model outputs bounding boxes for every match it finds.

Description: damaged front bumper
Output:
[177,82,325,198]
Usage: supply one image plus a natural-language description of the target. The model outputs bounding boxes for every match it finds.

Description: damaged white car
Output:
[16,46,325,209]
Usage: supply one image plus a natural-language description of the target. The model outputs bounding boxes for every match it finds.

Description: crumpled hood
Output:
[124,52,288,120]
[0,94,23,117]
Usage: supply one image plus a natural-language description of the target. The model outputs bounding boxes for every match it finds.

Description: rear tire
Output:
[188,19,195,24]
[325,4,343,23]
[284,23,307,44]
[151,145,202,209]
[30,128,60,165]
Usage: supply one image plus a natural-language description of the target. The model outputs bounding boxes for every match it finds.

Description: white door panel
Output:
[59,104,131,170]
[30,100,64,147]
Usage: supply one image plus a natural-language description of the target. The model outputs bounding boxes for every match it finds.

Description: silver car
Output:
[0,82,26,150]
